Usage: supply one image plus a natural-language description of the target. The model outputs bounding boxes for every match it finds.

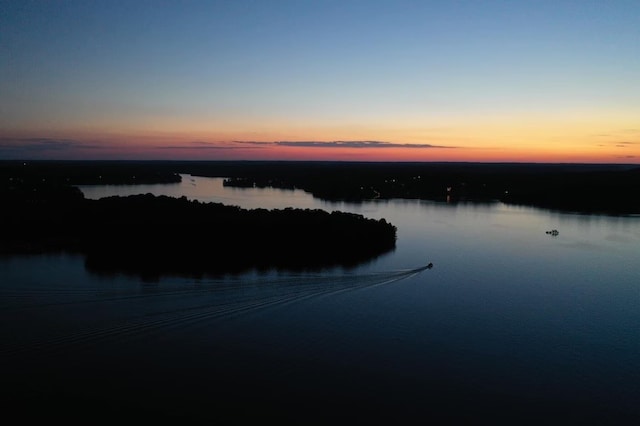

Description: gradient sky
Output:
[1,0,639,162]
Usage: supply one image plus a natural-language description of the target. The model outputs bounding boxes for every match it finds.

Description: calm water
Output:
[2,174,639,423]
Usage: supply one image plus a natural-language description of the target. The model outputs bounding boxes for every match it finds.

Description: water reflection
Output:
[1,258,429,360]
[80,174,322,211]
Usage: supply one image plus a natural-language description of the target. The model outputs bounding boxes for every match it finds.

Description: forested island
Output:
[0,175,396,279]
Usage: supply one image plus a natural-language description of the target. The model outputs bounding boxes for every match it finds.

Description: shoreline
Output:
[3,160,638,215]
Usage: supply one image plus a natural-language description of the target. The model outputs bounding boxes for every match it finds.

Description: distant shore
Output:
[2,160,638,215]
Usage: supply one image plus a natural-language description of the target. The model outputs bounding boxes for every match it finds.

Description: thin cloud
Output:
[0,137,105,155]
[233,141,272,146]
[597,141,638,148]
[2,138,78,150]
[235,140,457,149]
[592,129,639,142]
[157,141,266,150]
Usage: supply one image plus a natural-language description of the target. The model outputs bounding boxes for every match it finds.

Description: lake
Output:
[2,174,639,423]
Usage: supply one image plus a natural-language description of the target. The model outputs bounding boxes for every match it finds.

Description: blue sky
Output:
[1,0,639,161]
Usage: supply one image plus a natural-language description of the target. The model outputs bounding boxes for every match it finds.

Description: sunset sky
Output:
[1,0,639,162]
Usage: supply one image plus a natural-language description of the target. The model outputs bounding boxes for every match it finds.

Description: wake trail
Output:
[0,265,431,360]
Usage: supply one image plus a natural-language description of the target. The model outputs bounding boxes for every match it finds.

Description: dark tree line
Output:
[3,160,639,213]
[0,160,181,186]
[213,161,640,214]
[0,178,397,279]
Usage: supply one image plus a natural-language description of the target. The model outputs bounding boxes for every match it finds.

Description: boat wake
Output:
[0,264,431,360]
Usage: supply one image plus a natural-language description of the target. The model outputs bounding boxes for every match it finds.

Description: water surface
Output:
[2,174,638,423]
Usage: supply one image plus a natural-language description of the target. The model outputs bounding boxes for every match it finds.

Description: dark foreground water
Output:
[1,175,638,424]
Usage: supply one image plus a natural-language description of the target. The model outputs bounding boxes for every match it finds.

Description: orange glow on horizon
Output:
[2,112,639,163]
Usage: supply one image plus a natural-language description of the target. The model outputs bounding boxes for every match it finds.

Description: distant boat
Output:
[546,229,559,236]
[427,262,433,269]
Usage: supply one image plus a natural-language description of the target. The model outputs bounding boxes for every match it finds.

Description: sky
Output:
[1,0,639,162]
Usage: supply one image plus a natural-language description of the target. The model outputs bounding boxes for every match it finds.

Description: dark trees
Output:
[0,183,397,278]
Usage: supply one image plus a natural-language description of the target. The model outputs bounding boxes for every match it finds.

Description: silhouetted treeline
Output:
[201,161,640,214]
[0,178,397,279]
[0,160,181,186]
[2,160,639,214]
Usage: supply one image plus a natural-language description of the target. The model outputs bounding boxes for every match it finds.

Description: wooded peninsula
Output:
[0,161,399,279]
